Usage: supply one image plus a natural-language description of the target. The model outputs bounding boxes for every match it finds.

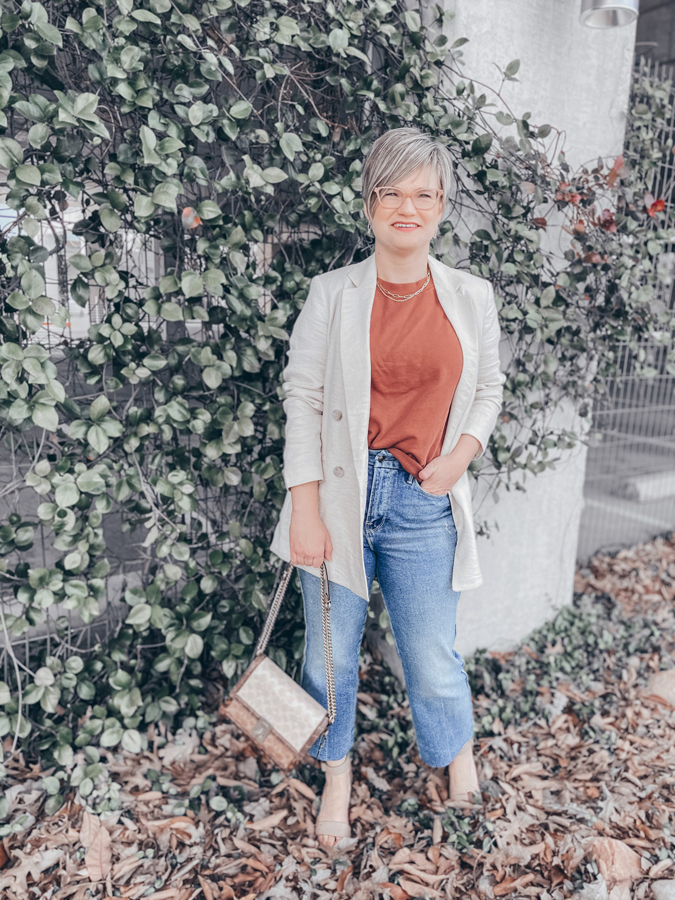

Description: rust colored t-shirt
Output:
[368,271,463,481]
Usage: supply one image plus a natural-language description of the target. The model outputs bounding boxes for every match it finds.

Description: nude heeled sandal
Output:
[316,754,352,841]
[448,740,481,804]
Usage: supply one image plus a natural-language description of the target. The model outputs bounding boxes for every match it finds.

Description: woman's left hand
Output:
[417,434,482,494]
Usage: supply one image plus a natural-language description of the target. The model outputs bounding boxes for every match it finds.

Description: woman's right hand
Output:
[289,509,333,567]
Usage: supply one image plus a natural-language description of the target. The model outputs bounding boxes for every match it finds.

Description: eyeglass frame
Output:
[372,185,444,210]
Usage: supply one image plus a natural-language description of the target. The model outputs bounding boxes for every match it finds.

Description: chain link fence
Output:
[578,55,675,562]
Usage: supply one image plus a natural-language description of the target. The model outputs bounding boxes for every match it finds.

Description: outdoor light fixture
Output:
[580,0,639,28]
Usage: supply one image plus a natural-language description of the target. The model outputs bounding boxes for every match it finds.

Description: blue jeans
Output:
[298,447,474,767]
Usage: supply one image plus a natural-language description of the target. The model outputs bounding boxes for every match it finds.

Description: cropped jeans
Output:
[298,447,474,768]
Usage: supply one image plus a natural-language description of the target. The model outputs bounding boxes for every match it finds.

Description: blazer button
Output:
[332,409,342,420]
[333,466,344,477]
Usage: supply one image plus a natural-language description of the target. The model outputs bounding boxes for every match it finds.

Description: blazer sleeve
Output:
[280,275,329,490]
[460,279,506,461]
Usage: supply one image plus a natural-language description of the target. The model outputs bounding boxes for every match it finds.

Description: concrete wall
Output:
[444,0,636,172]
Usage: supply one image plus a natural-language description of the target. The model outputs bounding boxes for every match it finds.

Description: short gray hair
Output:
[361,127,454,222]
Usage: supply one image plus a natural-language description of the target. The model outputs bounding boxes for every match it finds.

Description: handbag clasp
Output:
[251,717,272,741]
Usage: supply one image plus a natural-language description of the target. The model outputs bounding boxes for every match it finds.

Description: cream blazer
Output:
[270,251,506,599]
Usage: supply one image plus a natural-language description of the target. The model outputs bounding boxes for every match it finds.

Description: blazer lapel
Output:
[340,253,378,479]
[339,252,479,493]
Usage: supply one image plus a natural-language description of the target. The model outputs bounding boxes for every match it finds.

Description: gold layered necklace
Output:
[376,265,432,302]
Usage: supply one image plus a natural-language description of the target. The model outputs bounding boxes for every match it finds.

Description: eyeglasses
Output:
[373,186,443,210]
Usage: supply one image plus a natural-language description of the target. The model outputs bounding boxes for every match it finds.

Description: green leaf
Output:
[100,207,121,232]
[228,226,246,249]
[151,182,180,211]
[308,162,324,182]
[126,604,152,627]
[230,100,252,119]
[23,684,45,705]
[69,254,93,273]
[89,395,111,421]
[202,367,222,390]
[100,721,123,748]
[65,656,85,674]
[190,611,212,632]
[159,301,184,321]
[134,195,155,217]
[79,777,94,797]
[131,9,161,23]
[185,634,204,659]
[143,353,167,372]
[329,28,349,52]
[35,21,63,46]
[157,137,185,154]
[46,379,66,403]
[403,10,421,31]
[0,137,24,169]
[15,164,41,186]
[280,132,303,161]
[42,775,60,794]
[87,424,110,455]
[7,291,30,310]
[121,729,143,753]
[181,271,203,298]
[41,685,61,713]
[262,167,287,184]
[200,574,218,593]
[35,666,55,687]
[159,696,179,713]
[55,482,80,508]
[196,200,221,220]
[76,470,107,494]
[32,403,59,432]
[32,295,56,316]
[21,269,46,299]
[471,133,493,156]
[1,343,23,361]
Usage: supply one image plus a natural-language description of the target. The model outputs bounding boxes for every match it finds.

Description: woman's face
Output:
[367,164,444,254]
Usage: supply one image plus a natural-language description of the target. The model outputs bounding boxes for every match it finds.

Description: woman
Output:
[270,126,506,846]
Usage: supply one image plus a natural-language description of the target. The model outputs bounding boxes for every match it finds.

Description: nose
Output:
[399,196,417,215]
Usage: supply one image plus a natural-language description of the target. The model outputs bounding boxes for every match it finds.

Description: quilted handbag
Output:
[221,560,336,770]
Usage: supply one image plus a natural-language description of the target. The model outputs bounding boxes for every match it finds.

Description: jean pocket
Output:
[410,475,448,500]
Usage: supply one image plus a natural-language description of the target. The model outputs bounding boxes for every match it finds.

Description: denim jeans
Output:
[298,447,474,767]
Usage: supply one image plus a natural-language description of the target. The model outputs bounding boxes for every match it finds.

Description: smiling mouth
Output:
[392,223,420,229]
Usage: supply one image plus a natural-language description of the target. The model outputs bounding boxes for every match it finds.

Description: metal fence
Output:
[577,55,675,562]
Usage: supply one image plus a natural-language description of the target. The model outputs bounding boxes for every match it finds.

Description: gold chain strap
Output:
[253,561,336,726]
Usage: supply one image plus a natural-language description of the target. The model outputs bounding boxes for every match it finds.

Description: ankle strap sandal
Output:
[316,755,352,841]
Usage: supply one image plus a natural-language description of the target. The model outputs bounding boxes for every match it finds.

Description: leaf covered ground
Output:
[2,532,675,900]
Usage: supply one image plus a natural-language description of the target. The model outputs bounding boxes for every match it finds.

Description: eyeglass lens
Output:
[378,188,439,209]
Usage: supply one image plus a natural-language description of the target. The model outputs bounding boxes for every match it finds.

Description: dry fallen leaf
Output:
[85,824,112,882]
[245,809,288,831]
[587,837,643,889]
[79,810,100,848]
